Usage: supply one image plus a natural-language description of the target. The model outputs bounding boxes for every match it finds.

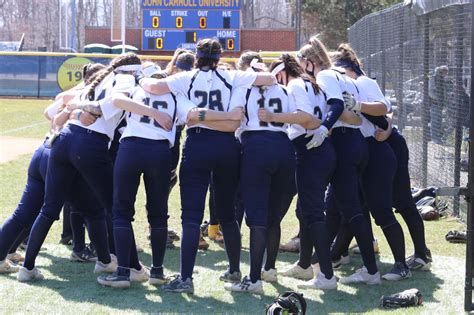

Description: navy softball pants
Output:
[388,128,428,259]
[293,135,336,277]
[241,131,295,282]
[23,125,113,270]
[113,137,171,274]
[326,127,378,274]
[178,128,241,280]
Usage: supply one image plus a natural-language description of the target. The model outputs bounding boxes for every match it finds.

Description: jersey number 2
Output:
[194,90,224,111]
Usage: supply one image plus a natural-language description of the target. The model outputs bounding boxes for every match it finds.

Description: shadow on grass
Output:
[16,244,444,313]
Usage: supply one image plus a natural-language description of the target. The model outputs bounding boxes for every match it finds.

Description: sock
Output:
[150,227,168,269]
[331,223,354,261]
[113,225,133,269]
[9,228,29,255]
[348,215,377,274]
[382,222,406,265]
[23,214,54,270]
[326,214,341,246]
[71,212,85,253]
[297,221,312,269]
[400,208,428,260]
[86,218,111,264]
[220,221,241,274]
[249,226,266,283]
[180,223,200,280]
[0,216,25,260]
[129,230,141,271]
[264,223,280,271]
[0,216,23,261]
[309,221,334,279]
[106,212,116,255]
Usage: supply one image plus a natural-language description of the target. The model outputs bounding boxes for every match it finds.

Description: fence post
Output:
[396,10,405,132]
[453,5,464,216]
[421,13,430,187]
[380,14,386,93]
[464,1,474,311]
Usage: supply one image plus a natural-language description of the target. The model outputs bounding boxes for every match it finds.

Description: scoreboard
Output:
[141,1,241,52]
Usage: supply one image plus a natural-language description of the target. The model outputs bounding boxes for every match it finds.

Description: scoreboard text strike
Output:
[142,0,241,51]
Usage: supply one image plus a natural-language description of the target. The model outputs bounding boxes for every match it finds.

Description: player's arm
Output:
[187,120,239,132]
[140,78,172,95]
[253,73,277,86]
[112,92,172,131]
[339,109,362,125]
[258,109,321,130]
[187,107,243,123]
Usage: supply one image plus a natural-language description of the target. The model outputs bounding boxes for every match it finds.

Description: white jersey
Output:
[316,69,360,130]
[122,87,195,146]
[230,84,294,139]
[68,73,134,140]
[357,76,391,138]
[165,69,257,130]
[287,78,328,140]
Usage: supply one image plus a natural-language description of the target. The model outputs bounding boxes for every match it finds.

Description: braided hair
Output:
[85,53,141,100]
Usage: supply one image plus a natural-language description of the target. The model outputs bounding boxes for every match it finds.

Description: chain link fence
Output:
[348,1,472,218]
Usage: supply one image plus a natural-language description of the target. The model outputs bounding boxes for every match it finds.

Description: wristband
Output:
[63,108,72,114]
[198,111,206,121]
[77,111,82,121]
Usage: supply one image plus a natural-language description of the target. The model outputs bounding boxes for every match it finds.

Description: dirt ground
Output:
[0,136,43,164]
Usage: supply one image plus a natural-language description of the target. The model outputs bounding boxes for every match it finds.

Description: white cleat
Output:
[0,259,19,274]
[130,266,150,283]
[339,267,381,285]
[298,271,338,290]
[94,256,118,274]
[224,276,264,294]
[17,266,44,282]
[278,262,314,280]
[261,268,278,283]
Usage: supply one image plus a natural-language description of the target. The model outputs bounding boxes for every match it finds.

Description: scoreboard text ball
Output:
[141,0,241,51]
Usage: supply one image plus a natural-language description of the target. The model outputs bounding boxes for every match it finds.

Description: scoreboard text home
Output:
[141,0,241,51]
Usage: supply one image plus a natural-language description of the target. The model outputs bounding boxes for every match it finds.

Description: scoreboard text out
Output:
[141,0,241,51]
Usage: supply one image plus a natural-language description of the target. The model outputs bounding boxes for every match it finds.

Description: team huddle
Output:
[0,36,432,295]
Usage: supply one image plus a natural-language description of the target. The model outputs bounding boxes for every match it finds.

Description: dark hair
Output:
[151,71,168,80]
[270,54,320,93]
[165,48,189,74]
[236,51,262,71]
[176,52,195,71]
[86,53,141,100]
[195,38,222,70]
[336,43,363,68]
[82,63,106,85]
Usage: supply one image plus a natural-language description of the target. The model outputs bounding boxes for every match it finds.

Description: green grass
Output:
[0,98,468,314]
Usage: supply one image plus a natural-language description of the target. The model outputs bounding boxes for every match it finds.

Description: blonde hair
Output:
[299,36,332,70]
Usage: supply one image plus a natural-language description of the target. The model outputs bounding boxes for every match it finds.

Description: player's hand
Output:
[374,126,393,142]
[152,110,173,131]
[230,107,244,121]
[343,92,361,111]
[305,125,329,150]
[258,108,273,122]
[78,110,98,126]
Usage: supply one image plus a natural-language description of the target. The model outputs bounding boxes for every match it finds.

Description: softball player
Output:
[220,52,296,294]
[17,54,165,282]
[297,37,381,285]
[0,64,105,274]
[329,45,410,281]
[140,39,276,294]
[97,66,198,288]
[257,54,357,290]
[337,44,431,271]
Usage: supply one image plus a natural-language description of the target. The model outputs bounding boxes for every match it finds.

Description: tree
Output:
[302,0,399,48]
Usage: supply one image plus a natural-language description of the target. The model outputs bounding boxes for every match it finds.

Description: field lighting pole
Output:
[121,0,126,53]
[465,1,474,311]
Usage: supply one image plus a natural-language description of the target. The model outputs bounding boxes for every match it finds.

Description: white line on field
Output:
[0,121,48,134]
